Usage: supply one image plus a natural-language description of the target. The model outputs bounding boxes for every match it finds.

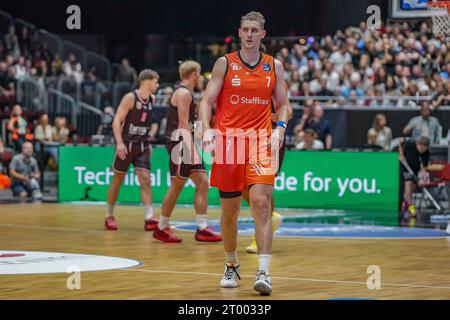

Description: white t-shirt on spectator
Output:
[322,71,340,92]
[330,51,351,73]
[14,65,28,80]
[34,124,53,142]
[296,140,324,150]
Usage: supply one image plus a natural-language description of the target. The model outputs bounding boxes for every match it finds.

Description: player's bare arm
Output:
[175,87,196,162]
[198,57,227,131]
[271,59,290,148]
[112,93,134,160]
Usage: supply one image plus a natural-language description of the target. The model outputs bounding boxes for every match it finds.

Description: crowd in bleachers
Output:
[275,21,449,108]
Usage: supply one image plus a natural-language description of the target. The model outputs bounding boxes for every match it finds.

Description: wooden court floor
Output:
[0,203,449,300]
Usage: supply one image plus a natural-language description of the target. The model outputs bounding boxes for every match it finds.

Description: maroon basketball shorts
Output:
[166,140,205,180]
[112,141,151,173]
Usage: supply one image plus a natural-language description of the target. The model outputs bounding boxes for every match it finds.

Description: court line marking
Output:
[0,221,448,240]
[1,222,450,248]
[122,268,450,290]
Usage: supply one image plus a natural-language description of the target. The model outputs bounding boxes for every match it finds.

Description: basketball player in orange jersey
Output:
[153,60,222,243]
[105,69,160,231]
[199,11,290,295]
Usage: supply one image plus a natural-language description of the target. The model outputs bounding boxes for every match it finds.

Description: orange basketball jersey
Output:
[215,51,276,135]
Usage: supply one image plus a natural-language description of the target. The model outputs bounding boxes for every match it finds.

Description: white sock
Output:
[158,215,170,230]
[226,250,238,264]
[258,254,271,273]
[106,204,114,218]
[144,205,154,221]
[196,214,208,230]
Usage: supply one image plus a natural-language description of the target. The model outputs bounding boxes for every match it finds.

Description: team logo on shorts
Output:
[262,63,271,72]
[230,95,240,105]
[250,163,269,176]
[231,63,242,71]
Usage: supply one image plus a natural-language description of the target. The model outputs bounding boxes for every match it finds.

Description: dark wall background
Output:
[0,0,389,69]
[1,0,388,37]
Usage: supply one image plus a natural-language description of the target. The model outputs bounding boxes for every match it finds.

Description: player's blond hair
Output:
[138,69,159,85]
[179,60,201,80]
[240,11,265,29]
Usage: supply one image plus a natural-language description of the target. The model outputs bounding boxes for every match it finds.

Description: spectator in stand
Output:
[14,56,28,80]
[307,104,332,149]
[63,54,83,83]
[293,99,314,143]
[116,58,137,83]
[85,65,98,81]
[34,113,53,145]
[85,65,107,94]
[341,72,364,102]
[369,114,392,149]
[0,61,16,106]
[53,117,70,144]
[440,62,449,81]
[9,141,42,200]
[316,76,334,105]
[4,26,21,61]
[362,129,384,150]
[290,44,308,70]
[322,60,340,93]
[330,42,351,73]
[431,81,450,110]
[403,101,441,145]
[295,103,332,149]
[97,106,115,137]
[7,104,32,151]
[295,128,324,150]
[34,113,57,170]
[50,56,65,78]
[299,57,317,83]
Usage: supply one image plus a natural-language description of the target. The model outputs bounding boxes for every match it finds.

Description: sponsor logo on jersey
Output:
[231,63,242,71]
[230,95,240,105]
[231,77,241,86]
[136,102,143,110]
[229,95,270,106]
[262,63,271,72]
[129,124,148,135]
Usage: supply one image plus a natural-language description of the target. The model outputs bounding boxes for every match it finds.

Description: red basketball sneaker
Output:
[105,216,118,231]
[153,227,182,243]
[195,227,222,242]
[144,216,159,231]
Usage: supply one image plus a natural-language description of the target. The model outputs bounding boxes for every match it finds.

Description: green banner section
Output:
[58,146,399,213]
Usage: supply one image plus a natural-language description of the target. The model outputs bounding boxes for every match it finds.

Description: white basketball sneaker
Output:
[253,270,272,295]
[446,223,450,235]
[220,262,241,288]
